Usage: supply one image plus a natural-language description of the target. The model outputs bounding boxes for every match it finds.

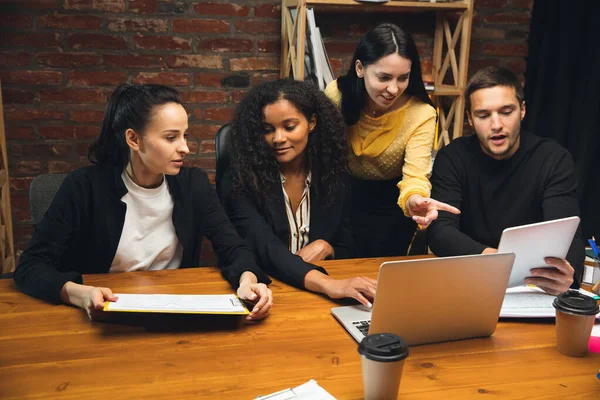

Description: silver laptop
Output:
[331,253,515,345]
[498,216,580,288]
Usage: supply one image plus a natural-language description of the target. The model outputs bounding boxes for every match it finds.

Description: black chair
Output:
[29,173,67,225]
[215,123,232,201]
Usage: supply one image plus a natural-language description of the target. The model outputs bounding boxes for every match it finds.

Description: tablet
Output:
[497,216,580,288]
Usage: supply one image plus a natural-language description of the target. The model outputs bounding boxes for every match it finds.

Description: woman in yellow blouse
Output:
[325,23,459,257]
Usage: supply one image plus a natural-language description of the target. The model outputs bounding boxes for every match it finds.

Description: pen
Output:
[589,237,600,259]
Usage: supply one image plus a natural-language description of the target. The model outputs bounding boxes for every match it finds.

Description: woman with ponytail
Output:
[15,84,273,320]
[223,79,376,308]
[324,23,459,257]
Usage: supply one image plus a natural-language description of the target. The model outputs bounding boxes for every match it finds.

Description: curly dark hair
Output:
[230,79,348,210]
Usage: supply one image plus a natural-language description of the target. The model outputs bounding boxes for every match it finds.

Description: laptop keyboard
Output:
[352,320,371,337]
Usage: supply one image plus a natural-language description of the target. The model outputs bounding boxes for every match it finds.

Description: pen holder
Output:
[591,259,600,295]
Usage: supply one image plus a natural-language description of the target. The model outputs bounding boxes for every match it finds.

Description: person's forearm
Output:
[304,269,333,294]
[428,224,487,256]
[59,281,94,308]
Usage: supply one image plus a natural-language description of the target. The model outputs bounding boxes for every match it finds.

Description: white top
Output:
[280,172,312,254]
[110,171,183,272]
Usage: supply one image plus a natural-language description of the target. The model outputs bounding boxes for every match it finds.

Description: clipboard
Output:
[103,293,250,315]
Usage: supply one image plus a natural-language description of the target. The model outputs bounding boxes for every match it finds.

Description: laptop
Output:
[497,216,580,288]
[331,253,515,345]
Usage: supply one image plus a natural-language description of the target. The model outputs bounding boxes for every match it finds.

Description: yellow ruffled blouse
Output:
[324,79,436,216]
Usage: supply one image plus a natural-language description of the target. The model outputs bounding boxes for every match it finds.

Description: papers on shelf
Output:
[256,380,336,400]
[500,286,598,318]
[103,294,249,315]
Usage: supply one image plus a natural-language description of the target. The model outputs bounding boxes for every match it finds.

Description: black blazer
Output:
[223,171,353,289]
[15,165,270,304]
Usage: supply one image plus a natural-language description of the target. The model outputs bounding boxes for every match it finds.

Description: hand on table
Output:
[238,272,273,320]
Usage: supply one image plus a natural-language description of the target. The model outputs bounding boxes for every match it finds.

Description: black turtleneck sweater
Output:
[427,131,584,285]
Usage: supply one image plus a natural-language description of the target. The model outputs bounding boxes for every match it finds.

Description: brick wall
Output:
[0,0,532,263]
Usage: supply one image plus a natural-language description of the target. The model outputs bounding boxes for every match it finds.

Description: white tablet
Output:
[497,216,580,288]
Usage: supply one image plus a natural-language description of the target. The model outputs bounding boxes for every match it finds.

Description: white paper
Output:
[256,380,337,400]
[104,294,248,314]
[500,286,598,318]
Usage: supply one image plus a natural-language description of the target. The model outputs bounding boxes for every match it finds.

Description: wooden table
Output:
[1,257,598,399]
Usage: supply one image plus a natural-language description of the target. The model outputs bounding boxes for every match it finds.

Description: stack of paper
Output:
[256,380,336,400]
[500,287,598,318]
[104,294,249,315]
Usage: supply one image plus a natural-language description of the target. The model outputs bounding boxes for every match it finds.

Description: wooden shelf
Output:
[280,0,474,147]
[287,0,469,11]
[0,79,16,274]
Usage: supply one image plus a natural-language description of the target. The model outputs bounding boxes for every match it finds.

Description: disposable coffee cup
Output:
[358,333,409,400]
[553,290,599,357]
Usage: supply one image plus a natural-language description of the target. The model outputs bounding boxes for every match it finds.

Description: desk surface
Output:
[0,257,598,399]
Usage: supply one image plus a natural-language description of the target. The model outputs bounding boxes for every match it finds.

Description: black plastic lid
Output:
[553,290,599,316]
[358,333,409,362]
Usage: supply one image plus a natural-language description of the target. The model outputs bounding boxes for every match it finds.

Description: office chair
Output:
[29,173,67,226]
[215,123,232,202]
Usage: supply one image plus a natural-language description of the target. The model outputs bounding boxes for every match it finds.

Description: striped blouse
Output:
[280,172,312,254]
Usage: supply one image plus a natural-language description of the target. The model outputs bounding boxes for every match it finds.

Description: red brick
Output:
[38,14,102,30]
[186,140,198,155]
[129,0,157,13]
[48,159,90,174]
[504,58,527,73]
[0,52,32,66]
[40,89,106,104]
[166,55,222,69]
[476,0,508,6]
[70,109,105,123]
[199,38,252,53]
[107,18,168,33]
[199,140,215,154]
[255,4,280,18]
[68,33,128,50]
[257,39,279,54]
[511,0,534,8]
[230,57,279,71]
[484,12,531,25]
[68,71,128,86]
[5,126,36,140]
[5,108,65,121]
[39,125,100,139]
[473,27,505,40]
[75,142,93,156]
[468,58,501,73]
[64,0,126,12]
[133,35,192,51]
[231,90,247,103]
[37,53,100,67]
[10,143,73,157]
[2,89,36,104]
[483,43,528,57]
[103,54,164,68]
[188,124,219,139]
[194,2,249,17]
[1,33,60,48]
[10,161,44,175]
[234,20,279,35]
[179,91,227,103]
[194,72,227,87]
[185,158,215,170]
[2,0,59,10]
[202,107,234,122]
[251,72,280,85]
[133,72,190,86]
[0,14,33,29]
[505,29,529,41]
[172,19,230,34]
[10,177,34,193]
[1,71,62,85]
[329,58,343,77]
[325,41,359,55]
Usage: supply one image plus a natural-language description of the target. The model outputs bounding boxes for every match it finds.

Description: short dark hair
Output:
[88,84,182,169]
[465,66,524,113]
[337,23,433,126]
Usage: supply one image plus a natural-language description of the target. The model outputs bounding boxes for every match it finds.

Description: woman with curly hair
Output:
[325,23,460,257]
[224,79,376,308]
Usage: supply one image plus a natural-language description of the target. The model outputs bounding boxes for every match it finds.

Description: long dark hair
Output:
[230,79,347,210]
[337,23,433,126]
[88,84,182,170]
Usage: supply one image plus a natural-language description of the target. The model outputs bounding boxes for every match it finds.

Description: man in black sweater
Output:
[427,66,584,294]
